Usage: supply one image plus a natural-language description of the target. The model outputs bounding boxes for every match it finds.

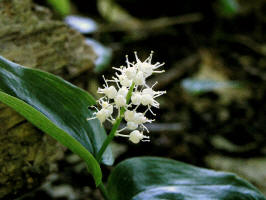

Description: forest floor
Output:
[19,0,266,199]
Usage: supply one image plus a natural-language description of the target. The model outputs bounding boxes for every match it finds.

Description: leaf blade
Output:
[0,55,113,165]
[107,157,266,200]
[0,55,115,184]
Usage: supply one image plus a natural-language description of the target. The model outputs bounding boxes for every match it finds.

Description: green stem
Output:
[99,182,110,200]
[96,83,135,162]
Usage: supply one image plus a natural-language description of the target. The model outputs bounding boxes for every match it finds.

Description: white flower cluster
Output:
[88,51,166,143]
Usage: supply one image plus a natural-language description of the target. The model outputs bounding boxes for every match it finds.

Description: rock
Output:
[0,0,96,78]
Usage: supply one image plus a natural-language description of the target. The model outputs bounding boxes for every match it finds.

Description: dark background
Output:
[24,0,266,199]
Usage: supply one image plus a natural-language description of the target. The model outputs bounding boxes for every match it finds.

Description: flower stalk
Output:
[96,83,135,162]
[98,182,110,200]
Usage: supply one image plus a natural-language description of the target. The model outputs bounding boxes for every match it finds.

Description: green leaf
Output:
[46,0,71,16]
[0,56,114,185]
[107,157,266,200]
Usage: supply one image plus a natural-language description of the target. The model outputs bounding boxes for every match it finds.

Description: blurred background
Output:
[16,0,266,199]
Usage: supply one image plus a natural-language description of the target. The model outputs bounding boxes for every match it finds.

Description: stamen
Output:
[151,81,158,88]
[134,51,141,63]
[115,133,129,137]
[112,67,123,72]
[141,124,149,133]
[154,62,165,69]
[87,116,96,120]
[148,51,154,63]
[134,104,140,111]
[102,75,109,87]
[142,139,150,142]
[154,91,166,98]
[148,106,156,116]
[117,127,127,132]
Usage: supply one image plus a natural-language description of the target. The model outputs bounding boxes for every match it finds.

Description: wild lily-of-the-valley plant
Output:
[0,54,265,200]
[88,52,166,162]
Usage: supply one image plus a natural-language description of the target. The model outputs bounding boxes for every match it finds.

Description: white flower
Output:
[118,74,132,87]
[88,51,166,144]
[127,121,138,130]
[100,101,113,116]
[134,51,165,78]
[142,87,155,96]
[95,109,109,123]
[117,86,128,97]
[133,71,145,86]
[138,62,154,77]
[124,67,137,79]
[125,110,135,122]
[140,86,166,108]
[87,100,114,124]
[141,94,154,106]
[142,87,166,98]
[98,85,117,99]
[114,95,126,107]
[133,112,148,124]
[131,92,142,105]
[129,130,149,144]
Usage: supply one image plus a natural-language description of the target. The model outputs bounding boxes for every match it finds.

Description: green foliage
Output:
[0,56,114,185]
[107,157,266,200]
[46,0,71,16]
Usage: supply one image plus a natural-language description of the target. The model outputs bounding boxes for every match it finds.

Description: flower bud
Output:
[125,110,135,122]
[131,92,142,105]
[114,95,126,107]
[124,67,137,80]
[96,109,108,123]
[127,121,138,130]
[98,86,117,99]
[118,74,132,87]
[134,71,145,86]
[138,62,153,77]
[142,88,155,96]
[129,130,144,144]
[134,112,148,124]
[141,94,153,106]
[117,86,128,97]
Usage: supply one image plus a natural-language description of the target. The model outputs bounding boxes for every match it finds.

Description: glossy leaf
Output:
[0,56,114,184]
[107,157,266,200]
